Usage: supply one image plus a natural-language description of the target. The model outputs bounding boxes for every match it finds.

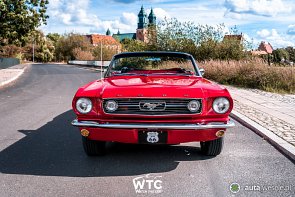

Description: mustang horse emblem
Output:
[143,103,162,110]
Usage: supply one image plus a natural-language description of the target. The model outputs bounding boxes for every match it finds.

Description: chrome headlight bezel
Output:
[212,97,230,114]
[105,100,118,112]
[187,100,201,112]
[76,98,93,114]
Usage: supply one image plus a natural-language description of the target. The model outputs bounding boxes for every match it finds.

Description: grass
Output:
[198,58,295,94]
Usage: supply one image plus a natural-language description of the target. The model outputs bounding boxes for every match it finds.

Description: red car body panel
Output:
[72,75,233,143]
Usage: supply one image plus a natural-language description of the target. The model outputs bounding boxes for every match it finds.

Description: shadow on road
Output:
[0,110,214,177]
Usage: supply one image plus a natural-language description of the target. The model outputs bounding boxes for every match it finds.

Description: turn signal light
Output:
[81,129,90,137]
[216,130,225,137]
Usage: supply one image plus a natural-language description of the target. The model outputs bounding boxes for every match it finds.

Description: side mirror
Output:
[199,68,205,76]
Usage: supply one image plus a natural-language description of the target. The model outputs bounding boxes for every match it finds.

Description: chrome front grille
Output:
[103,98,202,115]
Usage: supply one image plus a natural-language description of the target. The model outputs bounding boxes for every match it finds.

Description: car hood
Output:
[95,75,226,98]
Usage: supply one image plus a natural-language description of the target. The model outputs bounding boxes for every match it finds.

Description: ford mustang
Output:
[71,52,235,156]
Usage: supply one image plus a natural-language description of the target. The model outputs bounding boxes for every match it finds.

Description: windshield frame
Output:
[104,52,202,78]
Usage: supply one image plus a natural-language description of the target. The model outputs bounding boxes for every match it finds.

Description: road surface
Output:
[0,64,294,197]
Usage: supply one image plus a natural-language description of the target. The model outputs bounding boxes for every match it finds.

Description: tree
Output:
[73,48,94,60]
[0,0,49,46]
[23,30,54,62]
[0,44,22,58]
[121,38,147,52]
[46,33,61,61]
[92,45,117,61]
[46,33,61,44]
[157,18,225,50]
[156,18,246,61]
[216,38,245,60]
[55,33,92,61]
[285,47,295,62]
[272,48,289,63]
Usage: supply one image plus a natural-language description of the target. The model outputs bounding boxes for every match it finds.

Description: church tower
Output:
[137,5,148,29]
[136,6,148,42]
[136,6,157,43]
[147,8,157,44]
[148,8,156,26]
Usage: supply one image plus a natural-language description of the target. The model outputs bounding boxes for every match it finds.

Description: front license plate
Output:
[138,130,168,144]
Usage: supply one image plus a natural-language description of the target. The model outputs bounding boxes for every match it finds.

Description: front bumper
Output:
[71,119,235,130]
[71,119,235,143]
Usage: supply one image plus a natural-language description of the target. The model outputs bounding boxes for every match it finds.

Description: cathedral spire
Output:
[138,5,147,29]
[106,28,111,36]
[148,7,156,25]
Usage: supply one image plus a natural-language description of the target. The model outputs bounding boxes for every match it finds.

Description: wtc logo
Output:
[133,174,163,194]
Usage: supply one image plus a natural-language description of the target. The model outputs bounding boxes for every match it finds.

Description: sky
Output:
[41,0,295,49]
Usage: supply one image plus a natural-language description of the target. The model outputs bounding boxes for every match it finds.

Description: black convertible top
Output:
[113,51,194,59]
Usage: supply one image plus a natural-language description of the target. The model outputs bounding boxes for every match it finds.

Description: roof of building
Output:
[223,34,243,42]
[113,33,136,42]
[86,34,120,45]
[138,5,147,17]
[148,8,156,19]
[258,41,273,54]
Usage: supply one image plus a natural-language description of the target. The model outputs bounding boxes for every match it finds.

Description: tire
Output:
[200,137,224,156]
[82,137,106,156]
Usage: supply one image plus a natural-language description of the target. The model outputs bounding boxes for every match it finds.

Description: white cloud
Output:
[46,0,141,34]
[287,24,295,35]
[120,12,137,26]
[257,29,270,38]
[153,8,171,21]
[256,28,295,48]
[47,0,96,26]
[224,0,292,18]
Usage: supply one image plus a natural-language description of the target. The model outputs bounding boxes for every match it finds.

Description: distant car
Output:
[72,52,234,156]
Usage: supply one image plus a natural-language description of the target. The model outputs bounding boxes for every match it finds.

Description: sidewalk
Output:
[227,85,295,149]
[0,64,29,88]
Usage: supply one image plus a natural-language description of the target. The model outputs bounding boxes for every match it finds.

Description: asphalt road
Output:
[0,64,294,197]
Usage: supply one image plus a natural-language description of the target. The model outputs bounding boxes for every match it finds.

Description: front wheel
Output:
[200,137,224,156]
[82,137,106,156]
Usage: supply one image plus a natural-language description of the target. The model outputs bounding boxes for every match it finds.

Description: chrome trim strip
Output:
[71,119,235,130]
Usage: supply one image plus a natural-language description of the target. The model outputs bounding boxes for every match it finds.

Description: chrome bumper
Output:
[71,119,235,130]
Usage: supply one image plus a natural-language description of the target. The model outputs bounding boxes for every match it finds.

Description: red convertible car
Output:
[72,52,234,156]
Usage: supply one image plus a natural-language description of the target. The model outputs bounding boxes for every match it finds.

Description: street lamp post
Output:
[101,41,103,79]
[32,39,35,63]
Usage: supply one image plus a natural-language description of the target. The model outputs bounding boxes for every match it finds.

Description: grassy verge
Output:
[198,58,295,94]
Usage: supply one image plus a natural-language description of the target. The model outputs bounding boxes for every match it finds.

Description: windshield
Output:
[106,54,198,77]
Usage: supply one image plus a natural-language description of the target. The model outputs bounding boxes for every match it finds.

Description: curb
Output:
[230,110,295,162]
[0,69,24,87]
[0,64,30,88]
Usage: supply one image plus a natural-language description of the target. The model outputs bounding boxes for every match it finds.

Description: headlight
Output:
[76,98,92,114]
[213,97,230,114]
[187,100,201,112]
[105,100,118,112]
